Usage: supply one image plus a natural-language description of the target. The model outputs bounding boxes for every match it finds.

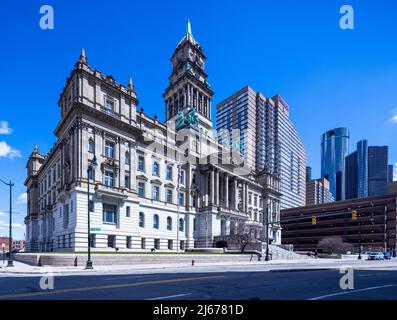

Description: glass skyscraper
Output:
[368,146,388,196]
[321,128,350,201]
[345,140,389,199]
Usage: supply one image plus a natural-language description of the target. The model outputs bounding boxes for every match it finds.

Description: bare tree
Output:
[317,236,353,254]
[227,233,251,253]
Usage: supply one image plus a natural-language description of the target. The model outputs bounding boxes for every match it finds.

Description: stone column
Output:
[241,182,246,213]
[225,174,229,209]
[215,169,219,206]
[245,182,249,213]
[234,179,239,211]
[210,168,215,205]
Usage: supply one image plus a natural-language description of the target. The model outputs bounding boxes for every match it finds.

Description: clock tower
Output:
[163,19,214,131]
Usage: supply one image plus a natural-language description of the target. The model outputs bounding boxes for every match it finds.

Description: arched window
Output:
[153,161,159,176]
[153,214,159,229]
[167,217,172,231]
[88,139,94,153]
[125,151,130,165]
[139,212,145,228]
[179,218,184,232]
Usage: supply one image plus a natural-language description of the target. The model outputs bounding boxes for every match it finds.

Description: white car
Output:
[367,252,384,260]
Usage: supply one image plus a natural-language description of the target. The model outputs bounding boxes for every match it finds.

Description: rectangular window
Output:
[126,236,132,249]
[138,182,145,198]
[125,175,130,188]
[254,195,258,207]
[62,235,66,248]
[104,171,114,187]
[107,235,116,248]
[166,189,172,204]
[126,206,130,217]
[179,170,185,185]
[152,185,160,201]
[180,240,185,251]
[88,140,94,153]
[168,240,173,250]
[141,238,146,249]
[166,166,172,180]
[88,167,94,180]
[63,204,69,229]
[103,204,117,224]
[138,156,145,172]
[105,141,114,158]
[178,192,184,206]
[105,98,114,112]
[154,239,160,250]
[68,234,72,248]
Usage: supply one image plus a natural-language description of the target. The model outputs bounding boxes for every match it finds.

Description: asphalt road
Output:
[0,264,397,300]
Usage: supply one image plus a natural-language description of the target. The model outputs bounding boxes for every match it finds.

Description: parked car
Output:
[368,252,384,260]
[383,252,392,260]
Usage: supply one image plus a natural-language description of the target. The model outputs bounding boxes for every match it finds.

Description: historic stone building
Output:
[24,21,282,252]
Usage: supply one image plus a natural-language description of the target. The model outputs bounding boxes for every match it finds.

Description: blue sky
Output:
[1,0,397,238]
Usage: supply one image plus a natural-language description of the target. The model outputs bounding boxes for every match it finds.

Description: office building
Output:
[345,140,389,199]
[321,128,350,201]
[217,87,306,210]
[306,178,334,206]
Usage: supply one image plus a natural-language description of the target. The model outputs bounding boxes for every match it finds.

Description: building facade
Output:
[388,165,394,184]
[321,128,350,201]
[24,21,282,252]
[345,140,389,199]
[306,178,334,206]
[281,194,397,253]
[216,86,306,210]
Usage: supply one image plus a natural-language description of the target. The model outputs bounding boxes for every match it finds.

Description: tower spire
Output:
[186,18,192,35]
[79,48,87,64]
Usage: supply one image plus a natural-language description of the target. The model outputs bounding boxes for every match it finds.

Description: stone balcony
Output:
[94,183,128,201]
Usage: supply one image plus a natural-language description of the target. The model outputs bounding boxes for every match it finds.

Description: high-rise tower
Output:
[321,128,350,201]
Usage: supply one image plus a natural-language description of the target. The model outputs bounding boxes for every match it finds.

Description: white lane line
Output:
[104,275,149,281]
[146,293,192,300]
[308,284,397,300]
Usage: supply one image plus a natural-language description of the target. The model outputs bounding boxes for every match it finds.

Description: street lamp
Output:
[0,178,14,267]
[85,156,97,270]
[265,202,271,261]
[358,211,362,260]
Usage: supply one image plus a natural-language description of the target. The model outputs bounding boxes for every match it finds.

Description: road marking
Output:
[0,275,224,300]
[308,284,397,300]
[358,273,389,277]
[146,293,192,300]
[104,275,150,281]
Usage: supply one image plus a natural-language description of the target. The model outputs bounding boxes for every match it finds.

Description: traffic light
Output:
[311,216,317,225]
[352,210,358,221]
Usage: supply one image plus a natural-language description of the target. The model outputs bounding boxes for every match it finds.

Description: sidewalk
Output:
[2,257,393,277]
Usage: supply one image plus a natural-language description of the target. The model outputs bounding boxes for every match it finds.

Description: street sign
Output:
[90,228,101,232]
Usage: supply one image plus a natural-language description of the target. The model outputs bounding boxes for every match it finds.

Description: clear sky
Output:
[1,0,397,239]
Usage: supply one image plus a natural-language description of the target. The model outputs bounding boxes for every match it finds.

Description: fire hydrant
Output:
[192,259,195,266]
